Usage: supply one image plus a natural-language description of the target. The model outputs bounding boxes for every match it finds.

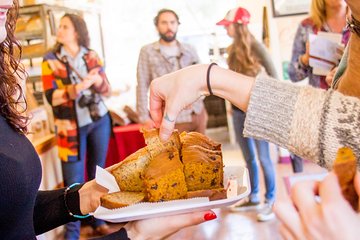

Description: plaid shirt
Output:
[136,40,203,123]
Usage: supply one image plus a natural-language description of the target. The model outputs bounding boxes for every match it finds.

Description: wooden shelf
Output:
[15,30,43,41]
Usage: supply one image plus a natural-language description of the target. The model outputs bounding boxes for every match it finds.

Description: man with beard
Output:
[136,8,207,133]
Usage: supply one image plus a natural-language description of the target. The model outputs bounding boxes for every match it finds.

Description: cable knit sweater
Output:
[244,74,360,169]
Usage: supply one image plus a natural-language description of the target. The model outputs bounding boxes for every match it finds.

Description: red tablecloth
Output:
[105,124,146,167]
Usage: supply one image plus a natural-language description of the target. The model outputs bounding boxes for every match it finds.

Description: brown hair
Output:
[0,0,28,133]
[227,23,260,77]
[153,8,180,26]
[53,13,90,52]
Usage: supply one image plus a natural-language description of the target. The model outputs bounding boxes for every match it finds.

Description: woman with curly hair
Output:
[0,0,216,239]
[216,7,278,221]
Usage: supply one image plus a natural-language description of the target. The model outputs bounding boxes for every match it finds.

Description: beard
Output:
[159,31,177,42]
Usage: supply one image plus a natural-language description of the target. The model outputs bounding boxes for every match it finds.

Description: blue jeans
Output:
[62,113,111,240]
[232,109,276,203]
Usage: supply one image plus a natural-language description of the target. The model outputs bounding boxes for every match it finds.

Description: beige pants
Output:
[175,108,208,134]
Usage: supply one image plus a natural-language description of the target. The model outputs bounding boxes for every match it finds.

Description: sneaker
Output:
[230,199,261,212]
[257,202,275,222]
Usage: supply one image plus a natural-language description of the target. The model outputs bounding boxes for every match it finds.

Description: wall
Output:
[20,0,308,106]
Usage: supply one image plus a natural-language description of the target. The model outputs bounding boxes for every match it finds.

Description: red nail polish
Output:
[204,212,217,221]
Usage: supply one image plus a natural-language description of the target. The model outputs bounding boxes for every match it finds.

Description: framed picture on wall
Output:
[271,0,311,17]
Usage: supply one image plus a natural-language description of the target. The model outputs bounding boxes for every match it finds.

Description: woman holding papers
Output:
[288,0,349,89]
[287,0,349,175]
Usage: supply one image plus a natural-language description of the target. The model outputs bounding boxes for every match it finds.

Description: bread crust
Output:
[333,147,359,211]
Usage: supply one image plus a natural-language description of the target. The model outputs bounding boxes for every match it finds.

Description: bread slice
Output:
[180,131,221,151]
[186,188,227,201]
[143,148,188,202]
[182,145,224,191]
[111,147,151,192]
[101,191,145,209]
[141,128,181,157]
[333,147,358,211]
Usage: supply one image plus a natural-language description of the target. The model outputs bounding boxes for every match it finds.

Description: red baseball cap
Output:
[216,7,251,26]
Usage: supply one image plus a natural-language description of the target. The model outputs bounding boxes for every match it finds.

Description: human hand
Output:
[274,172,360,240]
[87,67,103,88]
[142,119,155,130]
[300,41,310,66]
[124,210,217,240]
[149,64,208,141]
[78,180,109,214]
[325,67,338,87]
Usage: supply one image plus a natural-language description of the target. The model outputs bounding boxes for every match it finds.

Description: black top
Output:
[0,116,128,239]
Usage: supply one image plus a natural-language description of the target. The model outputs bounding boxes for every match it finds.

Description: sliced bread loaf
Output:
[101,191,145,209]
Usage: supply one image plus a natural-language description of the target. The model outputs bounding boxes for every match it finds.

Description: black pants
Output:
[290,153,303,173]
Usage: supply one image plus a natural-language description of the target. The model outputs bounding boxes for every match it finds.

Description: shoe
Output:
[230,199,261,212]
[257,202,275,222]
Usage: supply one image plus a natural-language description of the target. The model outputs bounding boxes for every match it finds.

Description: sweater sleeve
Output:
[33,188,82,235]
[244,73,360,170]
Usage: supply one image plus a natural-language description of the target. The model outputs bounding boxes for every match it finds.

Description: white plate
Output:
[92,166,250,222]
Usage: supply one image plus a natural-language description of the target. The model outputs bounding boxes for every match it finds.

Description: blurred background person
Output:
[287,0,349,174]
[136,8,208,133]
[41,13,113,239]
[216,7,277,222]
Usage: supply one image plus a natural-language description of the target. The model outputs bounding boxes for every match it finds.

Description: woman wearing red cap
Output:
[216,7,278,222]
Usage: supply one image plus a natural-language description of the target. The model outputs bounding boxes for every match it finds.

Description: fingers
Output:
[278,223,296,240]
[166,210,217,230]
[354,172,360,206]
[291,181,319,215]
[89,67,100,75]
[149,84,165,128]
[290,181,322,239]
[319,172,345,205]
[159,103,178,141]
[274,198,305,240]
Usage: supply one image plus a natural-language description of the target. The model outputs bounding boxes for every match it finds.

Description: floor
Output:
[78,128,327,240]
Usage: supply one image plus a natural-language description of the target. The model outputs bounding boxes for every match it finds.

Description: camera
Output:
[78,93,102,121]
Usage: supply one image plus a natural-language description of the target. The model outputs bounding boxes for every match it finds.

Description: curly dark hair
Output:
[0,0,28,134]
[53,13,90,52]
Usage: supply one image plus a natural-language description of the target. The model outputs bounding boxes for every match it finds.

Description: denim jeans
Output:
[232,109,276,203]
[62,113,111,240]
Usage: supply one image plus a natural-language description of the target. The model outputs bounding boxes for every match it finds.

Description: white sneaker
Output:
[257,202,275,222]
[230,199,261,212]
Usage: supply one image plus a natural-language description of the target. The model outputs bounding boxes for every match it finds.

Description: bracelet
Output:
[347,15,360,38]
[64,183,91,219]
[206,63,217,95]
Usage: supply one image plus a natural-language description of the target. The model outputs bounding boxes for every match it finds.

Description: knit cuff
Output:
[65,183,85,216]
[244,73,301,147]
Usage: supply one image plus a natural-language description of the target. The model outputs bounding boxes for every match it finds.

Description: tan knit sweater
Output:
[244,74,360,170]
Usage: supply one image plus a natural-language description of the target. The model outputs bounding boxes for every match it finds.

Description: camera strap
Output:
[61,56,85,82]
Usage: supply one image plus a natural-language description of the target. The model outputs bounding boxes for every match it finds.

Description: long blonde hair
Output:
[310,0,326,29]
[227,23,260,77]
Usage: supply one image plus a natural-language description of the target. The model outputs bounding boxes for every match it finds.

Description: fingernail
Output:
[204,212,217,221]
